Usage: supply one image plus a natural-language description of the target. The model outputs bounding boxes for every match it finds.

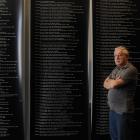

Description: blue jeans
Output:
[109,111,134,140]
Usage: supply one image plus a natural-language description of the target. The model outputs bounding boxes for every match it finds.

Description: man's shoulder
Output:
[127,63,137,73]
[121,63,138,79]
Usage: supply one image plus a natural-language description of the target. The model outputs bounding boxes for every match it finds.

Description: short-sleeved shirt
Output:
[107,63,138,114]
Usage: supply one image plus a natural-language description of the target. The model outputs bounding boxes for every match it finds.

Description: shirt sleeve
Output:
[120,67,138,84]
[108,67,117,79]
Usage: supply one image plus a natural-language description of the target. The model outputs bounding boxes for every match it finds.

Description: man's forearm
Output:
[103,77,125,90]
[103,79,115,89]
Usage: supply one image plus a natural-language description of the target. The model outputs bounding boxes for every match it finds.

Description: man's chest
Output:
[110,69,125,79]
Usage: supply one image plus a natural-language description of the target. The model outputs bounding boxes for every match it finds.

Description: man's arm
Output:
[103,76,125,90]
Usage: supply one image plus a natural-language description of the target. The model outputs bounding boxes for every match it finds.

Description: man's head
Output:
[114,46,129,67]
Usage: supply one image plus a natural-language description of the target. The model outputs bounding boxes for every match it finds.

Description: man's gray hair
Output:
[115,46,129,57]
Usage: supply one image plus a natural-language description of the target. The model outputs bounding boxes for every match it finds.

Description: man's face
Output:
[114,49,128,67]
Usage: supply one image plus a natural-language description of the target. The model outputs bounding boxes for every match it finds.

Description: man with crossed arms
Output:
[103,46,138,140]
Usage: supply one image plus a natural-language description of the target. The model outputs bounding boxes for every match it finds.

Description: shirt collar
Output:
[117,63,129,70]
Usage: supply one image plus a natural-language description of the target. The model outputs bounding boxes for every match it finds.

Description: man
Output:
[103,46,138,140]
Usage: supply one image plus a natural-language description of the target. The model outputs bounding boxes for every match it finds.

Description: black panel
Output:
[31,0,90,140]
[93,0,140,139]
[0,0,24,139]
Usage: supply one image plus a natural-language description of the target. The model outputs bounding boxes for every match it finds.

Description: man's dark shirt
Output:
[107,63,138,114]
